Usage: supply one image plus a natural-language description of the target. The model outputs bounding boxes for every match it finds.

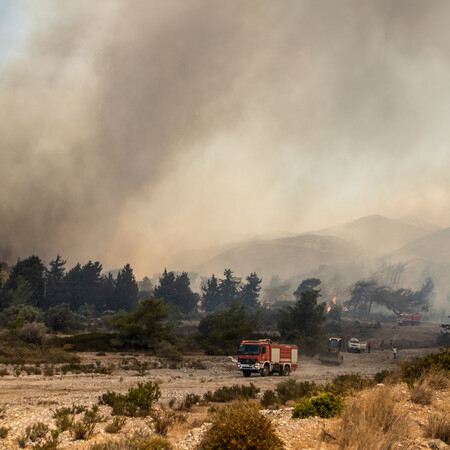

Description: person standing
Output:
[392,347,397,359]
[367,341,371,353]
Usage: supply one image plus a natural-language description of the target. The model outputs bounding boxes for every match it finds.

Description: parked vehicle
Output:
[319,337,344,365]
[347,338,366,353]
[397,313,422,326]
[237,339,298,377]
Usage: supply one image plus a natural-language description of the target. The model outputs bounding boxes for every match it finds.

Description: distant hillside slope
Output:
[315,215,432,255]
[195,234,362,280]
[390,227,450,264]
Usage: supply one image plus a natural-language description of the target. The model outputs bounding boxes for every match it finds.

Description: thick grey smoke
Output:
[1,0,450,276]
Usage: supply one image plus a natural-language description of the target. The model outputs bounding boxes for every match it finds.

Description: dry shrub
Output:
[425,412,450,444]
[422,371,450,390]
[339,387,411,449]
[198,401,284,449]
[410,382,433,405]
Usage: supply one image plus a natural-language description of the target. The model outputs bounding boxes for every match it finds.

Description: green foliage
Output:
[0,426,9,438]
[203,383,260,403]
[113,264,139,311]
[276,378,319,404]
[198,401,284,449]
[347,277,434,316]
[54,332,120,352]
[45,303,77,333]
[178,393,200,410]
[293,278,321,299]
[237,273,262,308]
[106,297,175,349]
[277,286,326,354]
[105,417,126,434]
[400,347,450,385]
[100,381,161,417]
[91,432,172,449]
[261,389,278,409]
[324,373,374,396]
[151,408,177,436]
[374,369,391,384]
[154,269,198,314]
[292,392,343,419]
[197,301,259,355]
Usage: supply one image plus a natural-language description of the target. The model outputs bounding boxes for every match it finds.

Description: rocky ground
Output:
[0,322,447,449]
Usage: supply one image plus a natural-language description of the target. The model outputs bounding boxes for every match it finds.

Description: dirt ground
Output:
[0,322,447,449]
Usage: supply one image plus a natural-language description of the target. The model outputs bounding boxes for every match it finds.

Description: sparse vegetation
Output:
[276,379,319,404]
[339,387,411,449]
[203,383,260,403]
[105,417,126,434]
[198,401,284,449]
[424,412,450,444]
[100,381,161,417]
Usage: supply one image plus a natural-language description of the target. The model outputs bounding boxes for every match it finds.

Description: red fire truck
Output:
[397,313,422,326]
[237,339,298,377]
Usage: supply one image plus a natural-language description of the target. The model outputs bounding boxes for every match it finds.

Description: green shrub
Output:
[374,369,391,383]
[178,393,200,410]
[400,348,450,385]
[325,373,374,396]
[203,383,260,403]
[261,390,278,409]
[292,399,317,418]
[105,417,126,434]
[151,409,177,436]
[100,381,161,417]
[292,393,343,419]
[0,426,9,438]
[198,401,284,449]
[276,379,318,404]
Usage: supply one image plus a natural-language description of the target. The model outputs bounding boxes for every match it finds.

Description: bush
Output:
[105,417,126,434]
[0,427,9,438]
[178,393,200,410]
[425,412,450,444]
[339,387,411,449]
[400,348,450,385]
[203,383,260,403]
[292,392,343,419]
[325,373,374,396]
[151,409,177,436]
[198,402,284,449]
[261,390,278,409]
[276,379,318,404]
[410,381,433,405]
[100,381,161,417]
[19,322,46,344]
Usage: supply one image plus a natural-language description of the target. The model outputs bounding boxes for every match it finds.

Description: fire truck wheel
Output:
[243,370,251,377]
[261,365,270,377]
[282,365,290,376]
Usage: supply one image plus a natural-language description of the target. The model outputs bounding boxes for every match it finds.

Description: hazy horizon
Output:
[1,1,450,279]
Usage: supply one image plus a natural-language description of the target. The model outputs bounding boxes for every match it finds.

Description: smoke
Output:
[1,0,450,276]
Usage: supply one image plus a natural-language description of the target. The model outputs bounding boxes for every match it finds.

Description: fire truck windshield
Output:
[238,344,260,355]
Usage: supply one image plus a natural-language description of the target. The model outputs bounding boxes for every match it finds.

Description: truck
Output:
[347,338,367,353]
[397,313,422,326]
[319,337,344,365]
[237,339,298,377]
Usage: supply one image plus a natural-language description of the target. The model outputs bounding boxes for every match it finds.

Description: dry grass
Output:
[422,371,450,391]
[339,387,412,449]
[424,412,450,444]
[410,382,433,405]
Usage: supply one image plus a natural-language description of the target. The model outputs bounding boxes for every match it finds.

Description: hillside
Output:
[195,234,363,280]
[314,215,432,255]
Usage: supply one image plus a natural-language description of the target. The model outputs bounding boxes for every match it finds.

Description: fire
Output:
[326,296,337,313]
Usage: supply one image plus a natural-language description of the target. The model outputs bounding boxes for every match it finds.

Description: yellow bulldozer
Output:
[319,337,344,365]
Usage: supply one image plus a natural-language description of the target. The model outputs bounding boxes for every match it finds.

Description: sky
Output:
[1,0,450,278]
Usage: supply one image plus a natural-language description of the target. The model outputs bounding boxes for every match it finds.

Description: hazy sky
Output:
[1,0,450,277]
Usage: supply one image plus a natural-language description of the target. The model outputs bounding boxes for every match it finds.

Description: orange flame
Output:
[327,305,332,313]
[332,296,336,305]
